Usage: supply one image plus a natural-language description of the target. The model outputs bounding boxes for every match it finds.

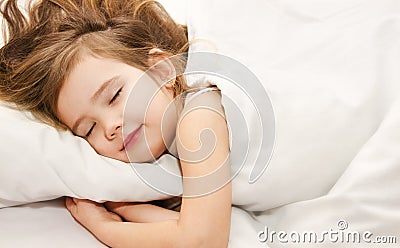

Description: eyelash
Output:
[85,123,96,138]
[85,87,123,138]
[109,88,123,104]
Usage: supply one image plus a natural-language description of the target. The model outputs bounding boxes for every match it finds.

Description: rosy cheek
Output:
[87,137,102,154]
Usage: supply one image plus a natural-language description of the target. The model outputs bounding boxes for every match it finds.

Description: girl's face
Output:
[57,54,178,163]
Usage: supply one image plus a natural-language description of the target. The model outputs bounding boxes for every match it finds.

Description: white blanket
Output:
[187,0,400,246]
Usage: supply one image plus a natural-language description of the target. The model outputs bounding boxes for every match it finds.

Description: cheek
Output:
[87,137,102,154]
[87,134,110,157]
[89,139,120,160]
[144,94,176,148]
[145,92,171,124]
[145,105,163,124]
[142,98,166,143]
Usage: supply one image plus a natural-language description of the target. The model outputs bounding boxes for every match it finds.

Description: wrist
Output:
[92,220,119,246]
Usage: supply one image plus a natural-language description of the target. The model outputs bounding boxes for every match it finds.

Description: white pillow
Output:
[0,102,182,208]
[0,0,187,208]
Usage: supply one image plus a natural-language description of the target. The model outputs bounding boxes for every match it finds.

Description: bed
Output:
[1,0,400,247]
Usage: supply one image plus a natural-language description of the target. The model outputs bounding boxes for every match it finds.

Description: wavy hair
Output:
[0,0,189,129]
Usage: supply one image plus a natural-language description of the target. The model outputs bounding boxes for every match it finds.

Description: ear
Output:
[148,48,176,88]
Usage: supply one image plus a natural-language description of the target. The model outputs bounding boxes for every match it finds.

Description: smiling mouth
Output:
[121,124,143,151]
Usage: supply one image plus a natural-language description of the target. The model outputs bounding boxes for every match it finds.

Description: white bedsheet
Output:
[0,198,106,248]
[0,198,262,248]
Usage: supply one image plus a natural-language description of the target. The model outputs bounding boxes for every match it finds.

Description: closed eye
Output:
[85,123,96,138]
[110,88,122,104]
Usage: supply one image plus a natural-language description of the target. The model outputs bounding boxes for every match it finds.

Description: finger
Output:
[72,197,80,204]
[65,197,77,215]
[104,201,130,212]
[73,198,102,208]
[65,197,75,208]
[72,198,93,209]
[109,211,123,222]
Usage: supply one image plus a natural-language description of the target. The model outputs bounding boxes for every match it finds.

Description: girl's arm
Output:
[104,201,179,223]
[66,91,232,248]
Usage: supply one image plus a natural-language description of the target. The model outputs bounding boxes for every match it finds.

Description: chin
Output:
[121,157,131,163]
[123,144,167,163]
[124,151,159,163]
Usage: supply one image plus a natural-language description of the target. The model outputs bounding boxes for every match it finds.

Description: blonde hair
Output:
[0,0,189,130]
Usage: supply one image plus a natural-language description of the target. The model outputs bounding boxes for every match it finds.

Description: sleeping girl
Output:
[0,0,232,247]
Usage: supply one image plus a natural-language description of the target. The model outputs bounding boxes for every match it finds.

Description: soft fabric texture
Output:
[1,0,400,247]
[0,103,182,208]
[186,0,400,247]
[188,0,400,211]
[0,0,185,208]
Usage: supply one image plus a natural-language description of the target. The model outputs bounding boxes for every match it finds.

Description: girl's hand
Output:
[65,197,122,232]
[104,201,180,223]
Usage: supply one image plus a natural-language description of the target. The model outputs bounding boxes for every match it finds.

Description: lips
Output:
[122,124,143,151]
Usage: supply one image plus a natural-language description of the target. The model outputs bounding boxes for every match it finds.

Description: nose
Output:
[105,122,122,140]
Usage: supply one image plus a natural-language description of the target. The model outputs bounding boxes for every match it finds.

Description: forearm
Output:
[96,220,182,248]
[94,216,228,248]
[94,192,231,248]
[105,202,179,223]
[67,95,232,247]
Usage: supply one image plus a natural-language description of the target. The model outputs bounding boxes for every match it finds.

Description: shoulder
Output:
[181,85,225,120]
[177,86,229,153]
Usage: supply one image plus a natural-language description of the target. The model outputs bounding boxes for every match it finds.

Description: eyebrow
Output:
[71,75,120,135]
